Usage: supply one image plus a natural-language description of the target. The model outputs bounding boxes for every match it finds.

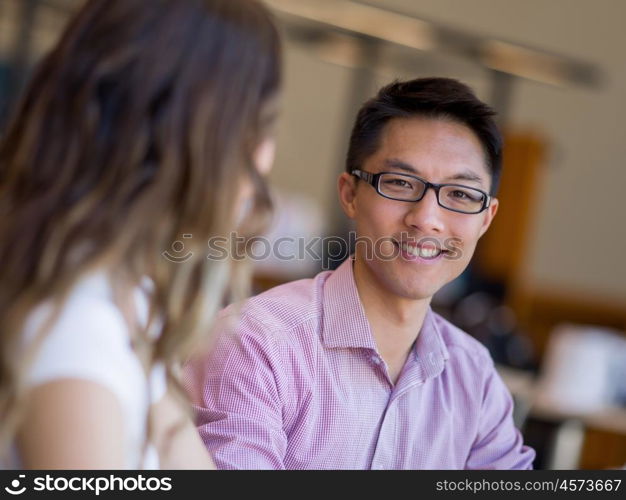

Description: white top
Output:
[4,273,166,469]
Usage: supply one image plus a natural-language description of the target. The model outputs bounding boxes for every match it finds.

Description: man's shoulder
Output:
[219,270,333,335]
[430,310,492,363]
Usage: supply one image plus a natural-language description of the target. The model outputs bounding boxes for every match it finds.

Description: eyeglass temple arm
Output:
[352,169,374,184]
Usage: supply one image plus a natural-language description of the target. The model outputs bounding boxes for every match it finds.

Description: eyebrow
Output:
[383,158,485,185]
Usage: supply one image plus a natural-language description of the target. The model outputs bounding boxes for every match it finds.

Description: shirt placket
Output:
[369,351,425,470]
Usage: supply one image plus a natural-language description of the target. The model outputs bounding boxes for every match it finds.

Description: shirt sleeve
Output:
[182,313,288,470]
[25,297,142,406]
[465,358,536,470]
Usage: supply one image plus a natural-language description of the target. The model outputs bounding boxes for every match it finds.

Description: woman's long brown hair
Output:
[0,0,281,458]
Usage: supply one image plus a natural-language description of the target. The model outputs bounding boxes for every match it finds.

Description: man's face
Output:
[338,116,499,302]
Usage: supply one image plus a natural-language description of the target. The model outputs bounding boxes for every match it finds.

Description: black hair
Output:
[346,77,502,195]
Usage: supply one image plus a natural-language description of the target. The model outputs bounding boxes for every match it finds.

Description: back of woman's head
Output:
[0,0,281,439]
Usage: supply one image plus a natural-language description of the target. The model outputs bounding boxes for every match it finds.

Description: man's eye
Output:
[451,190,469,199]
[387,179,412,188]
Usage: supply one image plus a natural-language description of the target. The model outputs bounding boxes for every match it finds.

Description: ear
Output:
[337,172,358,219]
[478,197,499,238]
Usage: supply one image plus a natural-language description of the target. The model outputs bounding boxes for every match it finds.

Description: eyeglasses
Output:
[351,169,491,214]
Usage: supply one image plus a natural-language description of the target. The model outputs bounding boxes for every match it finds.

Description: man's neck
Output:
[352,258,431,381]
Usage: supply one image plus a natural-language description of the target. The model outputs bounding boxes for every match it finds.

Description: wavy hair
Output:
[0,0,281,456]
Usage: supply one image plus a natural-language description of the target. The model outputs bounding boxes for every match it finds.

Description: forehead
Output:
[372,116,489,174]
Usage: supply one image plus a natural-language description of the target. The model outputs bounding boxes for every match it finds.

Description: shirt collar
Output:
[411,307,450,381]
[321,257,377,350]
[321,257,450,374]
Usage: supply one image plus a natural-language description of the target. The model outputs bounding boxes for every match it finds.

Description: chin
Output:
[368,259,448,302]
[385,275,439,302]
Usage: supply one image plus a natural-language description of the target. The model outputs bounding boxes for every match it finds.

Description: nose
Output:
[403,187,445,233]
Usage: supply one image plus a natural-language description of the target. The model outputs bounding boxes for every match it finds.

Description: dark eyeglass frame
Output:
[351,169,491,215]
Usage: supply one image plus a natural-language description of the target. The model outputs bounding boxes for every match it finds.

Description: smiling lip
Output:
[396,241,447,262]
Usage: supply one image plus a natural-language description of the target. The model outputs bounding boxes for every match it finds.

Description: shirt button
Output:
[375,464,385,470]
[370,356,381,365]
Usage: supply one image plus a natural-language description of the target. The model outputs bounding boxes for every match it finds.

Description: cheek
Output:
[254,138,276,176]
[447,220,485,260]
[355,197,403,235]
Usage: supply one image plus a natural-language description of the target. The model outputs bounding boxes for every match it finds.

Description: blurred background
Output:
[1,0,625,469]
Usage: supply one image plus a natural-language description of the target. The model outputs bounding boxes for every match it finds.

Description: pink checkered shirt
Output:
[183,258,535,469]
